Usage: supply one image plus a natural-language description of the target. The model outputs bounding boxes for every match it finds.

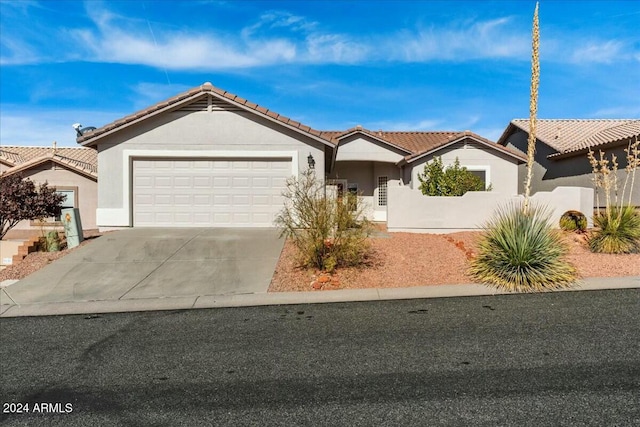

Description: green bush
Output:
[274,170,372,272]
[588,205,640,254]
[469,203,578,292]
[559,210,587,232]
[418,157,490,196]
[45,230,61,252]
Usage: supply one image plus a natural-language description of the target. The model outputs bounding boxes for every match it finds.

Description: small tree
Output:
[418,157,489,196]
[274,170,372,272]
[0,174,65,240]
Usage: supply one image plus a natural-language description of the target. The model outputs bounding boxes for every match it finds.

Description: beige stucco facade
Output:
[404,141,520,195]
[3,162,98,239]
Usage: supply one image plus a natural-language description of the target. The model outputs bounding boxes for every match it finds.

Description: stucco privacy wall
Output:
[387,186,594,233]
[503,130,640,207]
[9,163,97,232]
[95,109,326,227]
[406,142,519,194]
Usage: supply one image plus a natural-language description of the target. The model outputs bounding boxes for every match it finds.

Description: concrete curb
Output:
[1,276,638,318]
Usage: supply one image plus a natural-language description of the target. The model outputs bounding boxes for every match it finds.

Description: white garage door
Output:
[133,158,291,227]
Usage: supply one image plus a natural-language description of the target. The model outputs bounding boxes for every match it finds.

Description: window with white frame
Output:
[377,176,388,206]
[463,166,490,190]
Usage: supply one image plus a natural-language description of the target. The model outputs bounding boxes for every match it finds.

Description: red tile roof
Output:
[0,145,97,178]
[321,128,526,162]
[498,119,640,158]
[73,82,524,163]
[76,82,336,147]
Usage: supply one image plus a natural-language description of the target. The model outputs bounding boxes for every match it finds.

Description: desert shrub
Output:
[274,170,372,272]
[587,138,640,253]
[559,210,587,232]
[588,205,640,254]
[469,203,578,292]
[45,230,61,252]
[418,157,490,196]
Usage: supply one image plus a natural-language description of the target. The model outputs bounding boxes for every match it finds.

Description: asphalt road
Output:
[1,289,639,426]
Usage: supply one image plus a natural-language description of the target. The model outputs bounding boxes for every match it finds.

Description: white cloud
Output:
[571,40,625,64]
[392,17,530,62]
[591,105,640,118]
[2,4,637,70]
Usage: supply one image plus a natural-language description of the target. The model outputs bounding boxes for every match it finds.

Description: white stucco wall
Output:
[95,109,328,227]
[387,186,594,233]
[407,142,520,195]
[335,135,407,163]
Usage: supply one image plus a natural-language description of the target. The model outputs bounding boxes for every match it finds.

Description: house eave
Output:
[78,86,336,150]
[402,135,527,165]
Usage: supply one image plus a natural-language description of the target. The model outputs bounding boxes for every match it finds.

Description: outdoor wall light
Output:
[307,153,315,169]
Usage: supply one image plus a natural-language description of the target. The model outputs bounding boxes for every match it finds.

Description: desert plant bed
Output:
[0,232,102,281]
[269,230,640,292]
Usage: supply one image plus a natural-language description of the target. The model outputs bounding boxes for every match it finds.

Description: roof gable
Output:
[498,119,640,158]
[77,82,336,149]
[0,146,97,179]
[401,132,527,165]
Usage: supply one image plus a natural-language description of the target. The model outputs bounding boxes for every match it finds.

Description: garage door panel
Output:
[133,158,291,227]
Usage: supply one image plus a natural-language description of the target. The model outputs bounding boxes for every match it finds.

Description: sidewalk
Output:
[2,276,638,318]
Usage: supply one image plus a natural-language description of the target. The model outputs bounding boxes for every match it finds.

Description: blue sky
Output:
[1,0,639,147]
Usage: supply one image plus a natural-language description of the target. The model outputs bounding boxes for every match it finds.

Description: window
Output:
[377,176,388,206]
[463,166,490,190]
[31,187,78,225]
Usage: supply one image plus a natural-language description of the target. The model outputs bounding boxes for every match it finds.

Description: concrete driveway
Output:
[4,228,284,305]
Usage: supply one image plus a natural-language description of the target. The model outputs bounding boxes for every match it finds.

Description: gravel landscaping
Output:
[269,229,640,292]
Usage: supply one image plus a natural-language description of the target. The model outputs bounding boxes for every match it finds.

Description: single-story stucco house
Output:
[0,144,98,239]
[497,119,640,208]
[75,82,526,230]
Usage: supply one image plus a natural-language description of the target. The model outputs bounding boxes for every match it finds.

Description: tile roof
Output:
[0,145,97,178]
[77,82,336,147]
[321,128,526,162]
[499,119,640,158]
[71,82,524,164]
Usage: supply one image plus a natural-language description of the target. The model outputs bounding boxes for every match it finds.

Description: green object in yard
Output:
[62,208,84,249]
[46,230,60,252]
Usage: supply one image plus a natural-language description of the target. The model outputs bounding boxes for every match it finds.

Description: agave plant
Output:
[588,205,640,254]
[469,203,578,292]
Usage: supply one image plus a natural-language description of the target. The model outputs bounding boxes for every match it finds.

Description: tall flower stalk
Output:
[523,1,540,214]
[587,137,640,254]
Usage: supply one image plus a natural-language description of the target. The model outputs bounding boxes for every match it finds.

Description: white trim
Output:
[103,149,299,227]
[462,165,491,189]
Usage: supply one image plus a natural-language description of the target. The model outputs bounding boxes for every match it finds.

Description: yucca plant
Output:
[588,205,640,254]
[469,203,578,292]
[587,138,640,253]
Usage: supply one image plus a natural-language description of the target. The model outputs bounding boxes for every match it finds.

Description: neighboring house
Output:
[497,119,640,208]
[76,82,525,229]
[0,144,98,238]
